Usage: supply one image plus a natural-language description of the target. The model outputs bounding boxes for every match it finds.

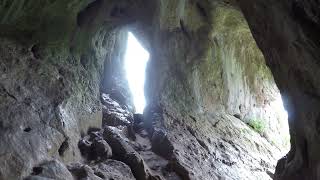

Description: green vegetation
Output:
[248,118,266,134]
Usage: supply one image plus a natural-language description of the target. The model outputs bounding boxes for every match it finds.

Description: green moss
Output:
[247,118,266,134]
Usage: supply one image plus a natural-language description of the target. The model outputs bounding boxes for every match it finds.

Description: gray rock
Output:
[68,160,135,180]
[25,160,73,180]
[92,160,136,180]
[103,126,160,180]
[101,93,133,127]
[79,130,112,162]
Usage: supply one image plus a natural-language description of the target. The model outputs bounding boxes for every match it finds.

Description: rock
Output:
[101,93,133,127]
[78,130,112,162]
[151,128,174,159]
[91,139,113,160]
[103,126,160,180]
[68,160,136,180]
[92,160,136,180]
[25,160,73,180]
[146,108,283,180]
[78,138,92,157]
[67,163,97,180]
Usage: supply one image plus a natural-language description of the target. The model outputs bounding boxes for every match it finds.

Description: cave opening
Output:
[124,32,150,114]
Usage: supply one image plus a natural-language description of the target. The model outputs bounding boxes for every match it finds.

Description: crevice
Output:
[30,44,41,59]
[94,171,105,179]
[23,127,32,132]
[5,91,17,101]
[58,138,69,157]
[0,85,17,101]
[196,2,208,19]
[233,114,241,119]
[302,138,309,167]
[180,20,191,40]
[189,115,197,122]
[212,120,220,128]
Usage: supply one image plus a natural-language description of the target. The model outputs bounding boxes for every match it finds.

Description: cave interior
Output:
[0,0,319,180]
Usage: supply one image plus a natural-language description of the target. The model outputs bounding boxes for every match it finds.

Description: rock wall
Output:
[237,0,320,179]
[145,0,288,152]
[144,0,289,179]
[0,0,127,179]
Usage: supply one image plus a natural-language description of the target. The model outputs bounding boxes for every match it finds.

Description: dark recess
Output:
[31,167,43,175]
[58,139,69,156]
[23,127,32,132]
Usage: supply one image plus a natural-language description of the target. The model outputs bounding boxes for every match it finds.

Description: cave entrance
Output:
[124,32,149,114]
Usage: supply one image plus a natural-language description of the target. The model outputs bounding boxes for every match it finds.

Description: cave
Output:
[0,1,319,180]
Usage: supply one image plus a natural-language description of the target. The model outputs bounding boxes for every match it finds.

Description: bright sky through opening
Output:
[274,94,289,122]
[273,94,290,135]
[272,94,290,151]
[124,32,149,113]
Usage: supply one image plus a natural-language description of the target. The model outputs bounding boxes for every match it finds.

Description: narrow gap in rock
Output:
[124,32,149,114]
[23,127,32,132]
[94,171,105,179]
[30,44,40,59]
[58,139,69,157]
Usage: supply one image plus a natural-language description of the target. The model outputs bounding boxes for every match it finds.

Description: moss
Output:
[247,118,266,134]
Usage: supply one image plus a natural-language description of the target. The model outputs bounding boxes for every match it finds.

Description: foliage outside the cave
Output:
[248,118,266,134]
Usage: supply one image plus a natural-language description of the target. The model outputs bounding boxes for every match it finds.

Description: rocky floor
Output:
[23,93,285,180]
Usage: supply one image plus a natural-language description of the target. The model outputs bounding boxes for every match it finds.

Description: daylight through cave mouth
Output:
[124,32,149,114]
